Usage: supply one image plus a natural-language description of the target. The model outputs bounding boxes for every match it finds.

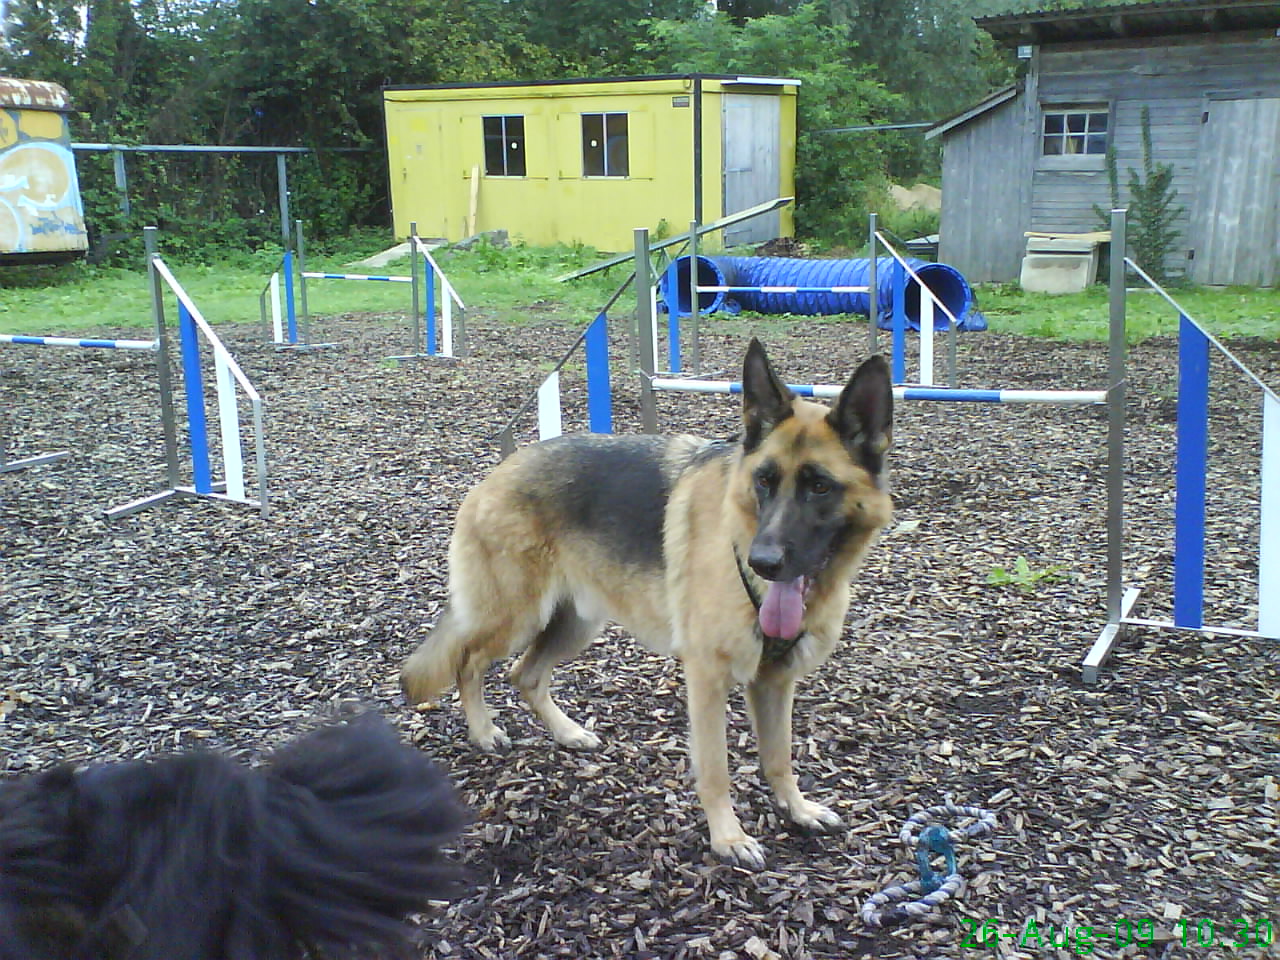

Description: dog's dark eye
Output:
[754,469,776,493]
[809,479,830,496]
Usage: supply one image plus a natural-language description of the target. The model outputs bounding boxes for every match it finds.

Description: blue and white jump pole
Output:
[0,335,160,473]
[1,228,268,518]
[286,221,465,359]
[0,335,159,351]
[647,378,1106,406]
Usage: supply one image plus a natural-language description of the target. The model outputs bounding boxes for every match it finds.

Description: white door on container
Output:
[722,94,781,246]
[1191,97,1280,286]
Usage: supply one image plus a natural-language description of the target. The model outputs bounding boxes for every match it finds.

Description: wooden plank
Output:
[1192,98,1280,285]
[467,165,480,236]
[938,94,1024,281]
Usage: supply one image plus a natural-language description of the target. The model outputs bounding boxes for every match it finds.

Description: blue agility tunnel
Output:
[660,255,984,331]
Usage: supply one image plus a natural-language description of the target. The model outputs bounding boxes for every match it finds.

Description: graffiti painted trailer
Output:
[0,78,87,264]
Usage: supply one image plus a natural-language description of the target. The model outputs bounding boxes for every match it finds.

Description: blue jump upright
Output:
[1174,314,1209,630]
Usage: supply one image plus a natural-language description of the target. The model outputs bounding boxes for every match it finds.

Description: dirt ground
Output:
[2,303,1277,959]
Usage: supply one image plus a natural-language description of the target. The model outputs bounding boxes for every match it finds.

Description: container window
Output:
[1041,107,1109,156]
[483,115,525,177]
[582,113,629,177]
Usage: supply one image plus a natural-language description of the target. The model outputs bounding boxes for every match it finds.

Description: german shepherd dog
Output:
[402,339,893,867]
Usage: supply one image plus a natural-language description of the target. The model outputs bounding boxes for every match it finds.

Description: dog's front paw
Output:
[712,833,768,870]
[555,726,602,751]
[470,725,511,753]
[783,798,843,833]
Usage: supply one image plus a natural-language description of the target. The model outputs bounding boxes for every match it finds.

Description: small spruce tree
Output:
[1093,106,1186,284]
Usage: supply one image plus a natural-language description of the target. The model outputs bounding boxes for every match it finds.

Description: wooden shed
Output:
[0,78,87,264]
[926,0,1280,286]
[382,74,798,252]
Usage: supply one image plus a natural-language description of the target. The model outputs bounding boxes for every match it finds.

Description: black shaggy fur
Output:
[0,713,468,960]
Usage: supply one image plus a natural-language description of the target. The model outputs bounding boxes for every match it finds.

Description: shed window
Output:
[582,113,629,177]
[483,115,525,177]
[1041,107,1108,156]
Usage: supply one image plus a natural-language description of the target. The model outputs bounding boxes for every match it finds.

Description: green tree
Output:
[0,0,82,86]
[1094,105,1185,284]
[513,0,705,74]
[821,0,1013,181]
[639,3,901,245]
[718,0,804,24]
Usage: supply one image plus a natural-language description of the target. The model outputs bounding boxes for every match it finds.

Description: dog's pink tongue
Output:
[759,577,805,640]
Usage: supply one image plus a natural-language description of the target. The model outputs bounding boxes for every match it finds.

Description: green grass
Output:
[0,235,621,336]
[977,281,1280,342]
[1,237,1277,343]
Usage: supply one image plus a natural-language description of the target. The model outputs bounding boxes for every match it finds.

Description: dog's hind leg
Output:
[403,607,512,750]
[452,606,551,752]
[746,668,843,833]
[508,602,605,750]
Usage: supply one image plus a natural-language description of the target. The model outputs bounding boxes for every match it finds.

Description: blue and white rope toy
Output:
[860,800,998,927]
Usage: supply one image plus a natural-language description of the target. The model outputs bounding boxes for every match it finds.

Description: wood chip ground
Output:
[2,306,1277,959]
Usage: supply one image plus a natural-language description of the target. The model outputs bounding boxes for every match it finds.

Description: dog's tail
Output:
[400,606,466,705]
[263,713,468,955]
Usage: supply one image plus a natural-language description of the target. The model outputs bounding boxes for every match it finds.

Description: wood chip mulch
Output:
[2,305,1278,960]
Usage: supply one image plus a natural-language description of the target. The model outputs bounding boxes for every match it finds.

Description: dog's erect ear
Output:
[827,354,893,475]
[741,338,795,453]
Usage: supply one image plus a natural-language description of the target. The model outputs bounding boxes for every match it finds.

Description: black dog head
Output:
[0,713,468,960]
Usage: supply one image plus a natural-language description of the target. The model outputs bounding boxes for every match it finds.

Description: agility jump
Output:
[0,227,267,518]
[1084,253,1279,680]
[264,220,466,359]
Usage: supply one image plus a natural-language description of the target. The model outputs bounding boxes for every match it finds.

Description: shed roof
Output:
[383,73,800,93]
[977,0,1280,46]
[924,83,1020,140]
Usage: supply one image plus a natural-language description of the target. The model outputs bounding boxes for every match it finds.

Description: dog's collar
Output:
[733,544,806,663]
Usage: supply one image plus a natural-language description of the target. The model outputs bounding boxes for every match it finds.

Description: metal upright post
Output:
[1083,208,1136,683]
[276,153,290,247]
[295,219,312,345]
[1106,208,1128,626]
[144,227,181,488]
[689,220,701,374]
[410,221,422,356]
[635,228,658,434]
[868,213,879,355]
[113,150,130,217]
[456,297,469,359]
[948,313,959,388]
[693,76,704,227]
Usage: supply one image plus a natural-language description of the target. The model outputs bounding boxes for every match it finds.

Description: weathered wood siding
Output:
[1190,96,1279,286]
[1033,31,1280,282]
[941,29,1280,285]
[937,96,1028,282]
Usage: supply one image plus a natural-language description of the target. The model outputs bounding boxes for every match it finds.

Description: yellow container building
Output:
[382,74,798,252]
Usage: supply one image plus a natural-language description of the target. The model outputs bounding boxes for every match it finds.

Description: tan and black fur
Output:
[402,338,893,867]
